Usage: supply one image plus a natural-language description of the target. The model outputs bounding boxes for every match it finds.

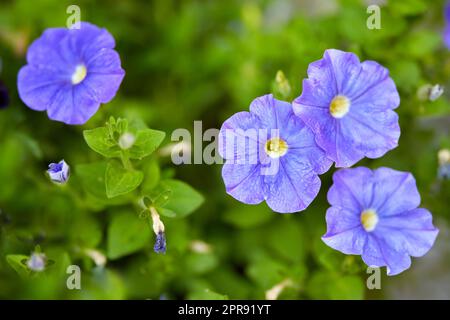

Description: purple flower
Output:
[293,49,400,167]
[218,94,332,213]
[322,167,439,276]
[154,232,166,254]
[17,22,125,125]
[47,160,70,184]
[27,253,46,272]
[444,1,450,49]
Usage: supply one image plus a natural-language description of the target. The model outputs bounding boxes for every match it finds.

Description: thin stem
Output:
[120,151,133,171]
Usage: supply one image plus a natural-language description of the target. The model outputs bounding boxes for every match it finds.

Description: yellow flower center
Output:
[265,138,288,158]
[71,64,87,85]
[360,209,379,232]
[329,95,350,118]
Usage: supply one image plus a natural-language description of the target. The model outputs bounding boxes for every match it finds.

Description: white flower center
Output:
[71,64,87,85]
[329,95,350,118]
[265,138,288,158]
[360,209,379,232]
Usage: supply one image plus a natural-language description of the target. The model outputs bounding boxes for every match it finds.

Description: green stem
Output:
[120,151,133,171]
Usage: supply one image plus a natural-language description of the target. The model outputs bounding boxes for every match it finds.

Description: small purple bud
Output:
[27,253,46,272]
[154,232,166,254]
[47,160,70,184]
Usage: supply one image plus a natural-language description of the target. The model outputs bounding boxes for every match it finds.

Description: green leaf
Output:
[107,212,151,260]
[70,270,126,299]
[401,31,441,58]
[313,236,344,271]
[6,255,30,278]
[157,207,178,218]
[266,219,306,263]
[307,272,365,300]
[140,160,161,193]
[156,179,204,218]
[185,252,219,274]
[128,128,166,159]
[390,0,427,16]
[105,161,144,198]
[76,162,108,199]
[70,216,103,247]
[187,289,228,300]
[389,60,421,93]
[83,127,121,158]
[223,203,272,228]
[246,252,286,289]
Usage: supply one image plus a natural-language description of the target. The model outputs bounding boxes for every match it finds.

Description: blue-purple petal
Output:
[293,49,400,167]
[265,157,321,213]
[222,163,265,205]
[376,208,439,257]
[370,167,421,216]
[323,167,439,276]
[362,234,412,276]
[17,21,124,125]
[327,167,373,211]
[219,94,330,213]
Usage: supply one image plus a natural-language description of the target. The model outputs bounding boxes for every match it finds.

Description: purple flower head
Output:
[47,160,70,184]
[218,94,332,213]
[322,167,439,276]
[293,49,400,167]
[18,22,125,125]
[444,1,450,49]
[27,253,46,272]
[154,232,166,254]
[0,80,9,109]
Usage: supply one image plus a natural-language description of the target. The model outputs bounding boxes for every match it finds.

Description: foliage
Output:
[0,0,449,299]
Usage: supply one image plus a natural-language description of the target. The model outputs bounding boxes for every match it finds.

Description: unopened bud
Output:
[27,253,46,272]
[118,132,136,150]
[417,84,444,102]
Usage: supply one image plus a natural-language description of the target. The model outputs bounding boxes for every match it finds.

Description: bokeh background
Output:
[0,0,449,299]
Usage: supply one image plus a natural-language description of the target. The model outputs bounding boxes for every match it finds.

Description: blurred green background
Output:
[0,0,449,299]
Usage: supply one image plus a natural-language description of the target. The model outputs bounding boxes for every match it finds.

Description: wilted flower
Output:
[47,160,70,184]
[293,49,400,167]
[17,22,125,125]
[219,94,332,213]
[27,253,46,272]
[150,207,166,254]
[154,232,166,254]
[322,167,439,276]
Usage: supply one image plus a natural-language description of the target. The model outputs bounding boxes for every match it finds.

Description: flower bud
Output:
[27,253,46,272]
[150,207,166,254]
[47,160,70,184]
[154,232,166,254]
[118,132,136,150]
[417,84,444,102]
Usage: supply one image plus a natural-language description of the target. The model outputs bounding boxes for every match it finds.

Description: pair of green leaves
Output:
[83,117,165,198]
[83,117,166,160]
